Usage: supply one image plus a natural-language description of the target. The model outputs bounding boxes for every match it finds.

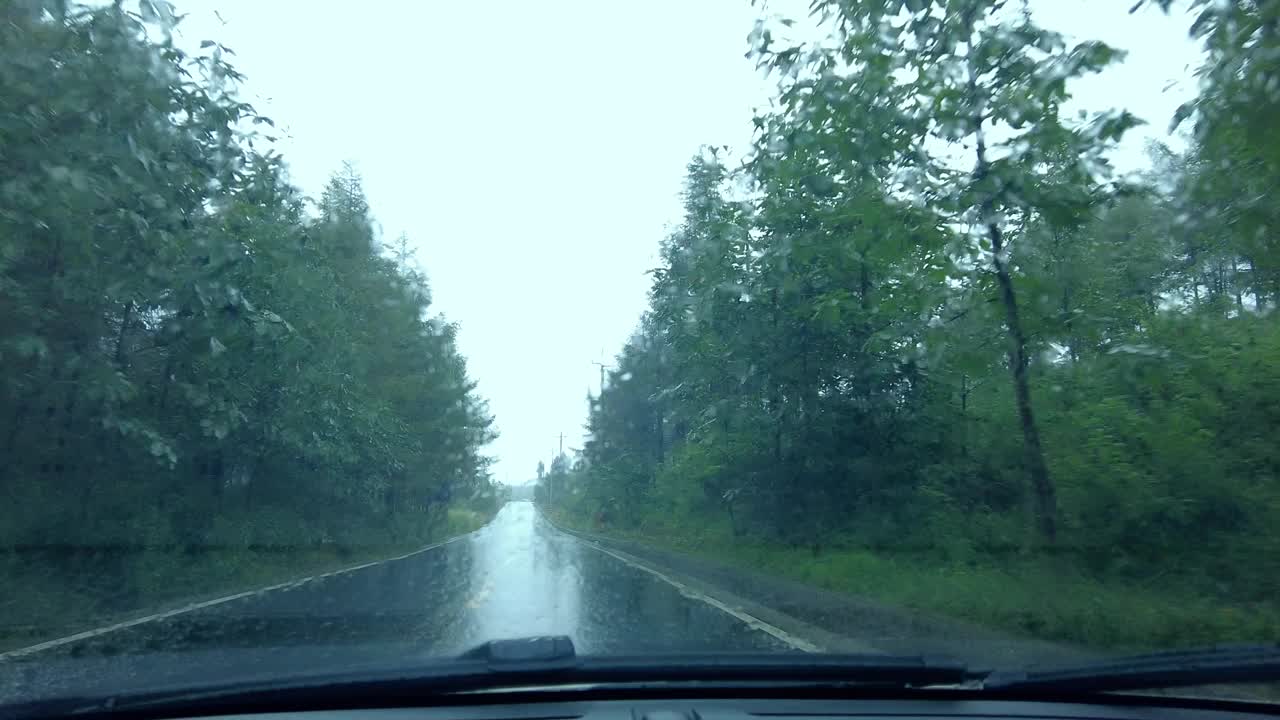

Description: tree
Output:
[751,0,1141,544]
[567,0,1280,621]
[0,0,495,634]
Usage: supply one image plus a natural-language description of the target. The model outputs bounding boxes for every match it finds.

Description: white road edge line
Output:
[0,534,473,662]
[584,541,824,653]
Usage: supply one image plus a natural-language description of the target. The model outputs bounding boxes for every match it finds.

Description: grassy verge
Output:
[441,507,491,537]
[0,505,498,653]
[547,508,1279,652]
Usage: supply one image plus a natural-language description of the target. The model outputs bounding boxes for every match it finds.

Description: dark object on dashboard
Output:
[461,636,578,671]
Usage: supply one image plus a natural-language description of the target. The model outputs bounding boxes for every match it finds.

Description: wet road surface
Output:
[1,502,791,704]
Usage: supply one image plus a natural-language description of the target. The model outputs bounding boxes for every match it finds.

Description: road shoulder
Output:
[0,521,493,662]
[542,510,1092,668]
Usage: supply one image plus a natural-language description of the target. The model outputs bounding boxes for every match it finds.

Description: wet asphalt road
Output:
[1,502,790,705]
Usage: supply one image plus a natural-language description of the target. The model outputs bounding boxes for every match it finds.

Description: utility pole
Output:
[547,434,566,507]
[592,361,612,395]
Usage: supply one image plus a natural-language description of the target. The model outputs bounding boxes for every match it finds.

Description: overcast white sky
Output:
[175,1,1203,486]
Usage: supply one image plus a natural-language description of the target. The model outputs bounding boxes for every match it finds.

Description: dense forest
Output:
[0,2,496,642]
[543,0,1280,648]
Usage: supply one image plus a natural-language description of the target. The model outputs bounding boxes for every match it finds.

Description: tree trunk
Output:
[859,255,870,311]
[1061,284,1079,362]
[653,328,665,465]
[157,352,175,411]
[1235,259,1244,312]
[968,62,1058,545]
[990,242,1058,544]
[655,410,664,465]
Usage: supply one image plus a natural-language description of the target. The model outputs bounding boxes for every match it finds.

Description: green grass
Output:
[550,509,1280,652]
[442,507,490,536]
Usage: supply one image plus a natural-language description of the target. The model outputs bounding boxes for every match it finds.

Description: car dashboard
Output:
[176,693,1279,720]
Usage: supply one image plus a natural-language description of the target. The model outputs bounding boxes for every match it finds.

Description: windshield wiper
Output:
[984,644,1280,693]
[6,636,973,719]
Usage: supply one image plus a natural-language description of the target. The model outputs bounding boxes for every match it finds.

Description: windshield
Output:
[2,0,1278,708]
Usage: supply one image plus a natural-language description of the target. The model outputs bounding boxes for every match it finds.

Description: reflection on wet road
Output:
[451,502,786,654]
[2,502,788,704]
